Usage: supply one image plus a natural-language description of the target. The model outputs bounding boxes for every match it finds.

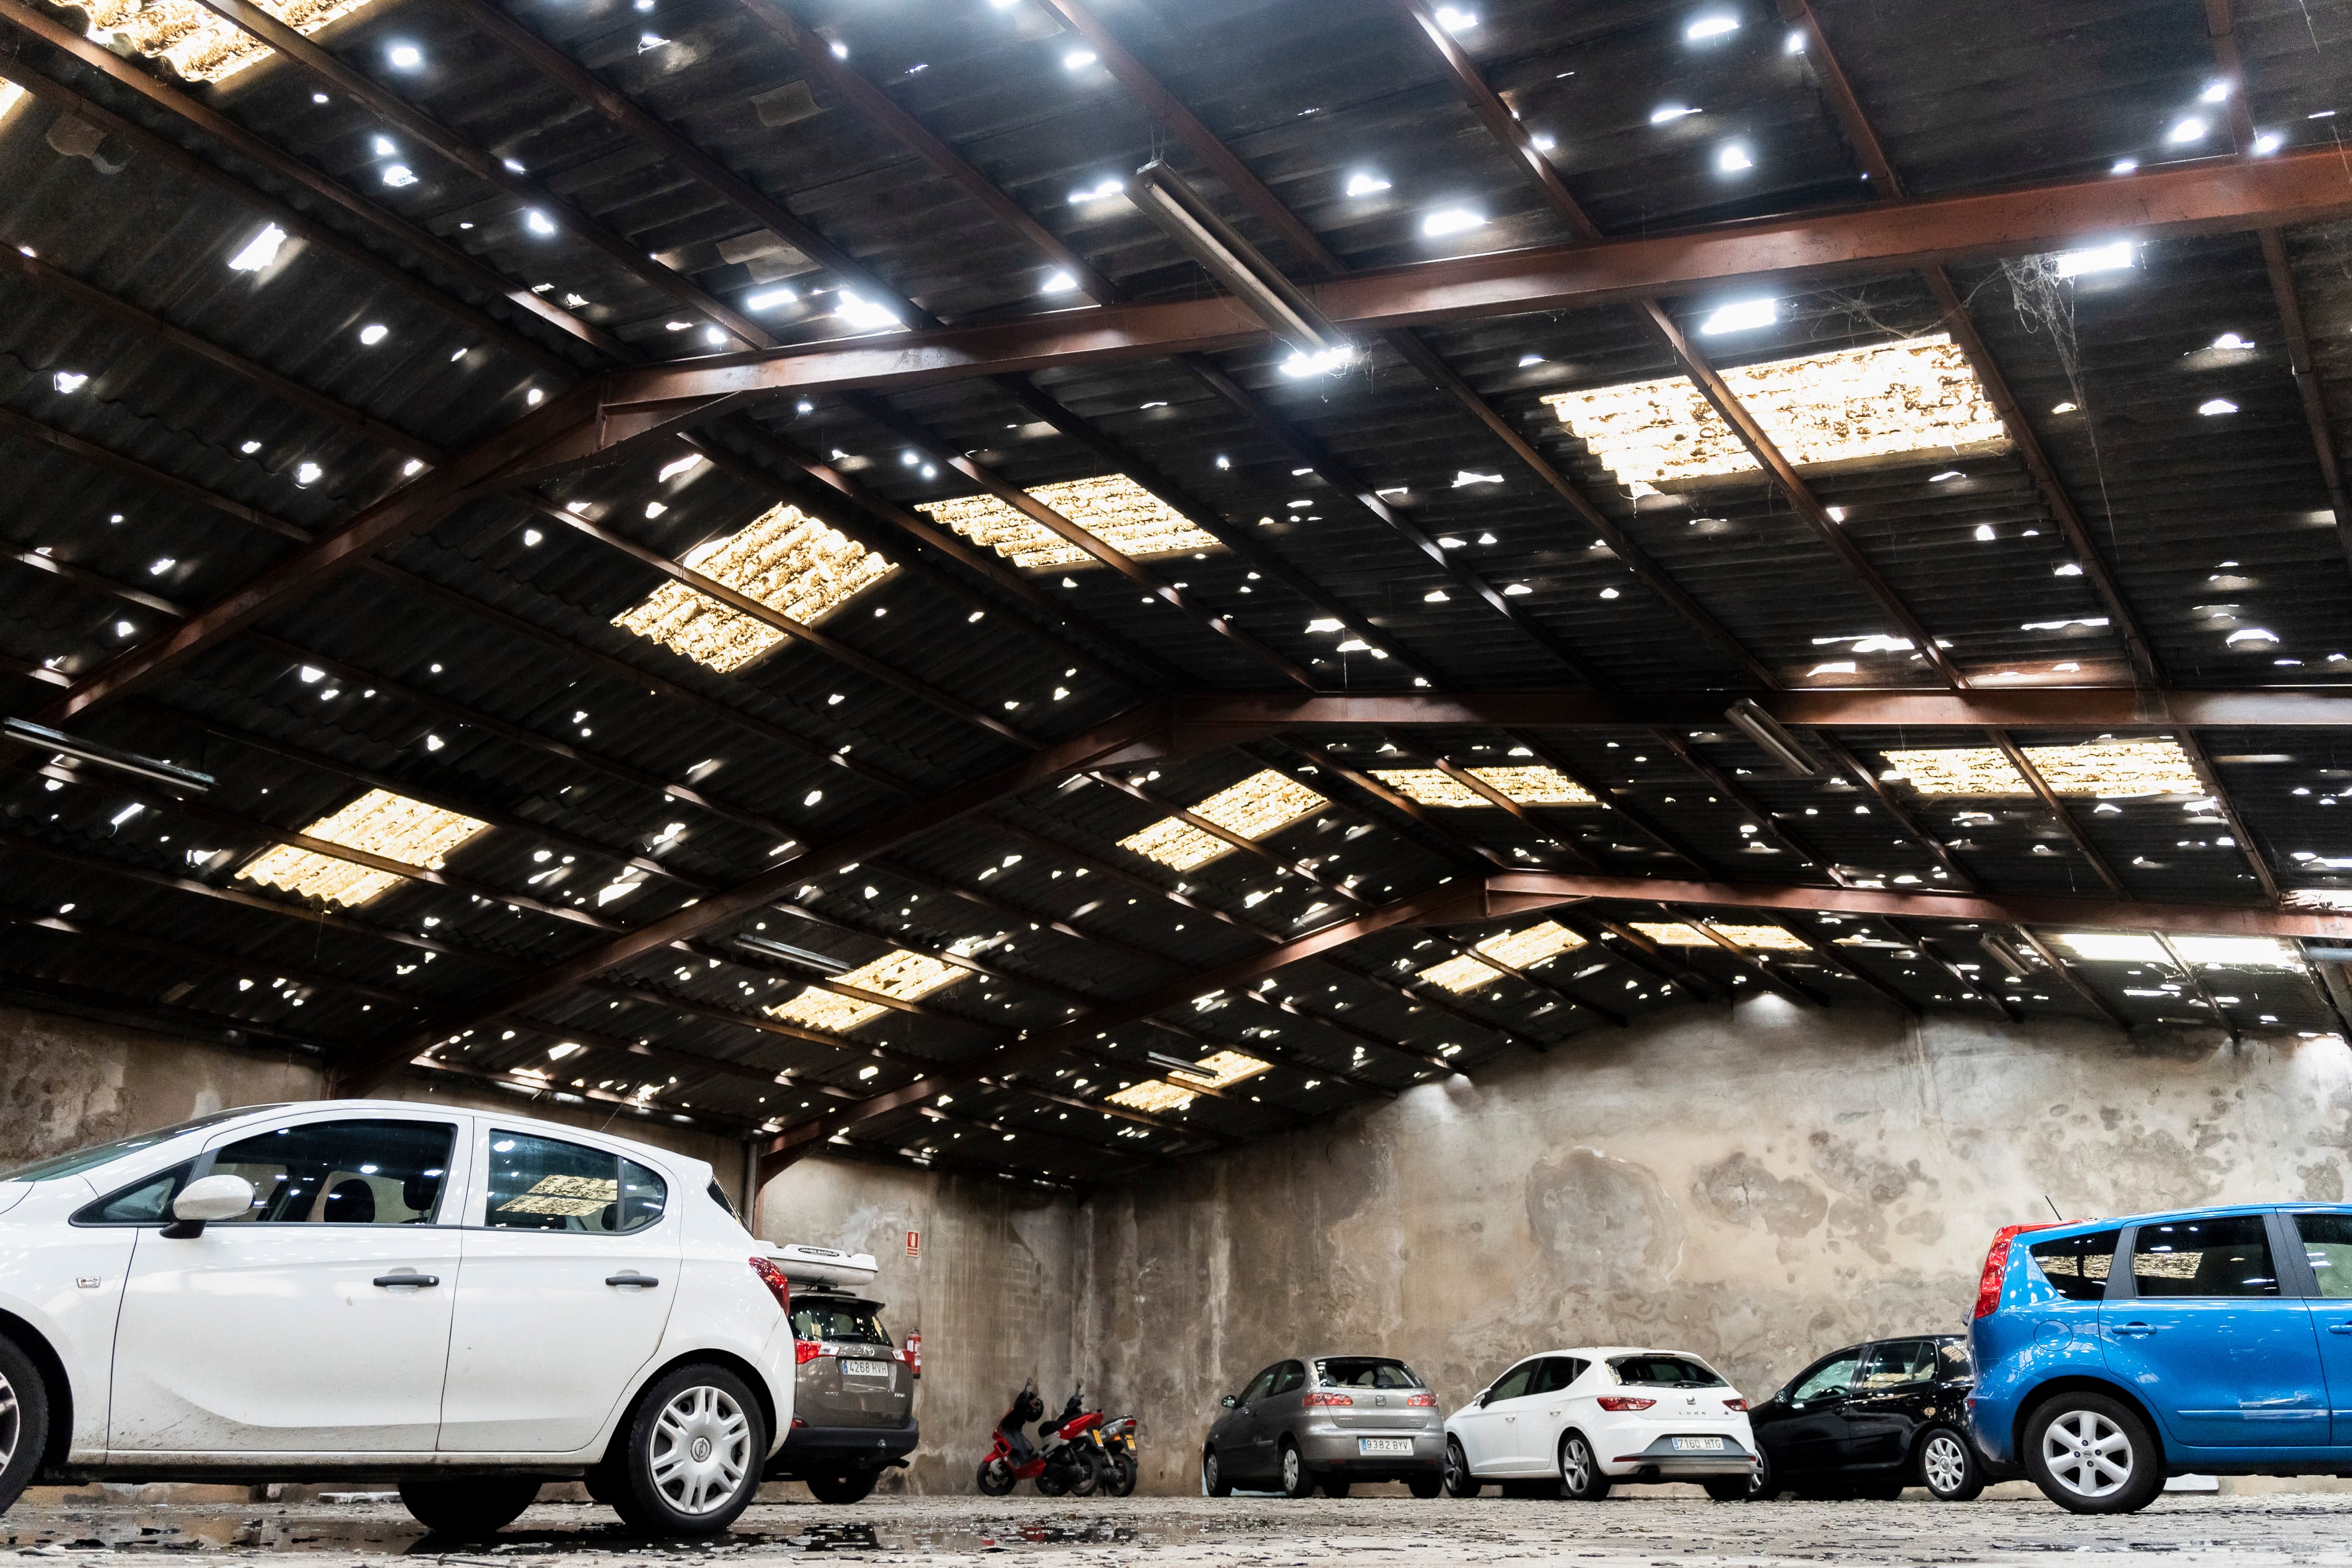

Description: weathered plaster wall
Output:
[0,1000,744,1177]
[1077,997,2352,1494]
[755,1155,1082,1496]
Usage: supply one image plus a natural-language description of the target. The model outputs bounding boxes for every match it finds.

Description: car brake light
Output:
[749,1256,792,1313]
[1596,1396,1655,1411]
[1302,1391,1354,1407]
[795,1340,823,1366]
[1972,1222,2057,1318]
[1722,1398,1749,1412]
[1405,1392,1436,1407]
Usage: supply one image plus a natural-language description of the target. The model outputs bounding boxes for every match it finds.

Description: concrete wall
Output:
[1073,996,2352,1494]
[0,1000,744,1178]
[754,1154,1083,1495]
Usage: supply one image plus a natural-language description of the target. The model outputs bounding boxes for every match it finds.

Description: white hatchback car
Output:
[0,1101,797,1537]
[1444,1348,1757,1501]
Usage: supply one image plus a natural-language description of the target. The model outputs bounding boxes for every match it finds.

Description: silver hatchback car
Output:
[1203,1354,1444,1498]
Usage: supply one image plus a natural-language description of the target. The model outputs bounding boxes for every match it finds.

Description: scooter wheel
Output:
[976,1459,1016,1497]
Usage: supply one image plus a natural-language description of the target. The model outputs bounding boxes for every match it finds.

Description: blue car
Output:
[1968,1204,2352,1513]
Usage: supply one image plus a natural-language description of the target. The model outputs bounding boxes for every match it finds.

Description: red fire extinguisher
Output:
[904,1330,921,1379]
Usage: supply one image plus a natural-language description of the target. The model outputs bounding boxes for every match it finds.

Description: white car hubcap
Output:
[0,1372,17,1472]
[1924,1435,1967,1492]
[651,1385,750,1515]
[2043,1410,2131,1498]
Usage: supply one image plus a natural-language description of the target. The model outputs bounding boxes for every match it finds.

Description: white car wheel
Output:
[650,1383,753,1516]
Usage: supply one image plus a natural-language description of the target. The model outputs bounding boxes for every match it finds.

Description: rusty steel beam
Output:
[0,0,621,359]
[838,396,1317,688]
[1483,870,2352,941]
[1163,688,2352,738]
[2202,0,2352,572]
[586,151,2352,422]
[5,248,441,464]
[328,703,1184,1094]
[37,386,600,724]
[187,0,766,347]
[1988,730,2130,896]
[753,878,1490,1173]
[0,406,310,545]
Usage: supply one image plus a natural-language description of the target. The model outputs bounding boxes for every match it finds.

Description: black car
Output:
[1747,1334,2005,1500]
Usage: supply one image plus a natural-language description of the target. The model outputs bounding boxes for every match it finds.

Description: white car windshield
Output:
[0,1107,275,1184]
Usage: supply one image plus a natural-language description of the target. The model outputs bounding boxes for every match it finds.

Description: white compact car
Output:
[1444,1347,1756,1501]
[0,1100,797,1537]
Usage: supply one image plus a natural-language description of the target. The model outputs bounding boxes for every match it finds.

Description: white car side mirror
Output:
[165,1174,256,1236]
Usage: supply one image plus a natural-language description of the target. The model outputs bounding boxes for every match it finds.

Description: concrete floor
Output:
[7,1492,2352,1567]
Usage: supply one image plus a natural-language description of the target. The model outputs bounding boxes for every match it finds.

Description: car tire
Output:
[605,1364,766,1536]
[1557,1431,1610,1502]
[805,1471,876,1505]
[1202,1447,1232,1498]
[0,1337,52,1520]
[2022,1391,2164,1515]
[1320,1477,1351,1498]
[1278,1441,1314,1500]
[1444,1439,1482,1498]
[1747,1446,1780,1502]
[1701,1476,1751,1502]
[398,1477,542,1538]
[1406,1472,1443,1500]
[1919,1427,1985,1502]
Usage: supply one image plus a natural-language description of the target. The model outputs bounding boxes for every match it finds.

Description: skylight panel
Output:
[767,949,971,1034]
[1107,1049,1271,1113]
[2053,933,2296,970]
[917,475,1221,570]
[1541,334,2005,495]
[611,502,893,673]
[85,0,392,82]
[1118,769,1327,872]
[236,789,488,906]
[1371,765,1597,808]
[1632,921,1810,952]
[1879,740,2201,798]
[1417,920,1585,992]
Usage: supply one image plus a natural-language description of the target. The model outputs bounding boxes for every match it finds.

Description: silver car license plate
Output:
[1671,1435,1727,1452]
[1358,1437,1413,1456]
[841,1359,891,1379]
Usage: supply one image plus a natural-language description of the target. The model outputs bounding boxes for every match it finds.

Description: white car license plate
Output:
[1358,1437,1413,1456]
[1671,1435,1727,1452]
[841,1360,891,1379]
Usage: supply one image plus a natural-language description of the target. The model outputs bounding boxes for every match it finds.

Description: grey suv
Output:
[762,1287,917,1503]
[1203,1354,1444,1498]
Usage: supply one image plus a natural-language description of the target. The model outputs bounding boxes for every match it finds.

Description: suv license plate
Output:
[1358,1438,1413,1456]
[1671,1436,1726,1452]
[841,1360,891,1379]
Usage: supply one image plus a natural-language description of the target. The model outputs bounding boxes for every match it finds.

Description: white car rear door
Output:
[437,1125,680,1452]
[108,1111,468,1454]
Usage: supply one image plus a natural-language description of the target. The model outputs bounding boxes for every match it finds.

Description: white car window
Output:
[208,1119,456,1225]
[483,1129,666,1233]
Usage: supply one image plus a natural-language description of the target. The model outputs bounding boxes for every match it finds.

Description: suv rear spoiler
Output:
[765,1242,880,1288]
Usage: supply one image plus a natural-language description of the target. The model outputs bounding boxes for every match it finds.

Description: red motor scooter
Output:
[977,1382,1106,1496]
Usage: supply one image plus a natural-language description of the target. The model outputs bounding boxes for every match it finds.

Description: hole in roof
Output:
[769,951,970,1034]
[1880,740,2201,797]
[1373,767,1596,809]
[237,790,488,906]
[917,475,1220,568]
[1120,771,1326,872]
[1543,334,2004,496]
[611,502,895,672]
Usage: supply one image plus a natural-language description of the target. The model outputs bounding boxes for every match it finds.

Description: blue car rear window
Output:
[2028,1229,2120,1300]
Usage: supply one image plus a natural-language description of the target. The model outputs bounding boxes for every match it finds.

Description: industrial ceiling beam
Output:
[585,148,2352,418]
[0,0,621,358]
[1482,870,2352,941]
[327,701,1185,1094]
[1162,688,2352,736]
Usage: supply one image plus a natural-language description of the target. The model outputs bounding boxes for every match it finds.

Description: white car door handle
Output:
[372,1273,439,1288]
[605,1273,661,1288]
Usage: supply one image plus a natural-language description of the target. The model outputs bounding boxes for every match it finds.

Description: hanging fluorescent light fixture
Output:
[3,718,216,792]
[1127,160,1354,372]
[1724,698,1820,777]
